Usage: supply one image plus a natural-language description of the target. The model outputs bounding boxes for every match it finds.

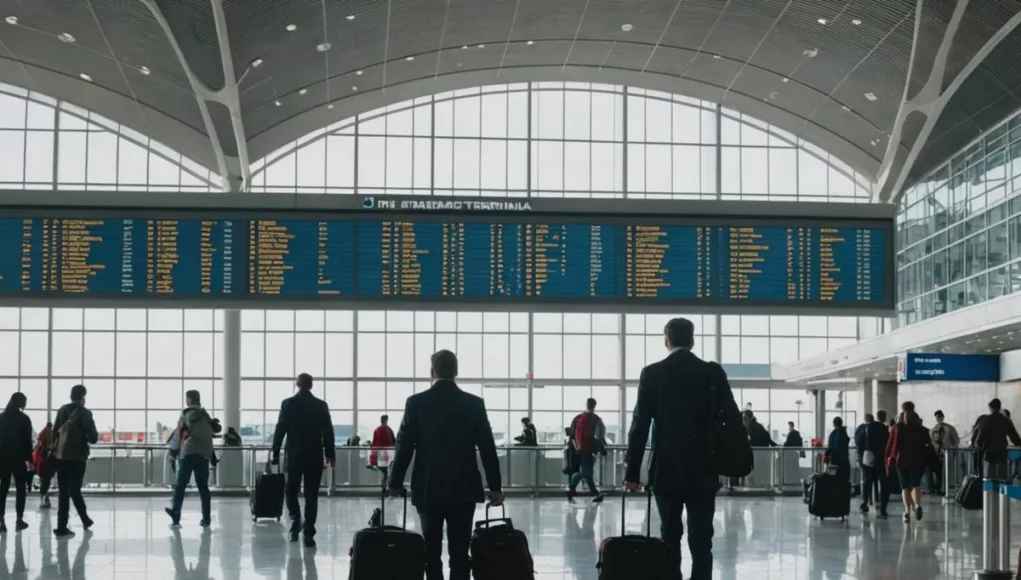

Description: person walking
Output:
[165,390,220,527]
[0,393,34,533]
[388,350,504,580]
[783,422,803,449]
[52,384,99,538]
[855,413,890,517]
[566,398,607,504]
[625,317,744,580]
[885,402,937,523]
[930,410,960,494]
[514,417,538,446]
[825,417,851,482]
[972,398,1021,481]
[33,422,55,509]
[369,415,396,487]
[271,373,336,548]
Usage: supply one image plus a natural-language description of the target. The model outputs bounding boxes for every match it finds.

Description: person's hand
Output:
[270,454,279,466]
[488,490,505,506]
[624,481,642,493]
[24,461,31,470]
[326,458,336,468]
[388,486,404,498]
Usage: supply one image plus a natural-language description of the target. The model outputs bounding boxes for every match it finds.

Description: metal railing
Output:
[66,444,841,495]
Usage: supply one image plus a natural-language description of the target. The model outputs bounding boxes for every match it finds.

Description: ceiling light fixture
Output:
[299,88,308,95]
[139,66,151,75]
[817,18,827,25]
[346,15,355,21]
[803,48,818,58]
[461,45,468,50]
[286,24,297,32]
[782,77,789,83]
[841,105,850,112]
[621,24,633,32]
[58,32,76,43]
[864,92,877,101]
[526,40,534,45]
[328,103,334,109]
[712,54,721,59]
[79,73,92,82]
[275,100,282,107]
[352,86,358,91]
[852,18,862,25]
[317,42,332,52]
[251,58,264,67]
[406,55,415,61]
[5,16,17,25]
[478,44,485,48]
[356,70,363,76]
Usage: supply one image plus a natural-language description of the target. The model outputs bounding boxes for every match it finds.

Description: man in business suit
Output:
[388,350,504,580]
[625,318,742,580]
[271,373,336,548]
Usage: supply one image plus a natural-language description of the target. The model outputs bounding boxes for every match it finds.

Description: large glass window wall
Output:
[0,80,880,444]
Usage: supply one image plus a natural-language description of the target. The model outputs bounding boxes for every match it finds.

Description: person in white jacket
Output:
[930,410,960,494]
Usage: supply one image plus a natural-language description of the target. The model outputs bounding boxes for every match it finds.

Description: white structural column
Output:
[875,380,898,419]
[814,389,826,441]
[862,379,874,416]
[222,309,241,432]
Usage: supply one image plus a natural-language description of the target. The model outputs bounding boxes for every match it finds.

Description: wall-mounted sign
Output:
[902,353,1000,382]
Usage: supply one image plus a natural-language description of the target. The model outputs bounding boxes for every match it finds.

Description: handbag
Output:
[862,450,876,467]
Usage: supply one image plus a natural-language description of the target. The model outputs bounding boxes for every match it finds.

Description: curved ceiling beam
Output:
[247,65,890,182]
[876,0,1021,204]
[208,0,251,192]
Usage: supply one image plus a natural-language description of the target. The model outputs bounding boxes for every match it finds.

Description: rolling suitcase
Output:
[956,474,983,510]
[807,473,851,521]
[596,490,673,579]
[470,503,535,580]
[250,462,284,522]
[348,490,425,580]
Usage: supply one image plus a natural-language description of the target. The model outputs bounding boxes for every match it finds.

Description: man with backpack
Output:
[52,384,99,538]
[165,390,221,527]
[566,398,607,504]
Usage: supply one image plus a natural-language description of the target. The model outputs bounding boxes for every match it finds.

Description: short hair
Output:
[877,410,888,423]
[832,416,843,428]
[901,401,915,413]
[70,384,87,402]
[663,318,695,348]
[380,414,389,424]
[296,373,313,389]
[185,390,201,405]
[864,413,875,423]
[787,421,795,428]
[990,398,1002,412]
[431,350,458,380]
[586,397,597,411]
[521,417,530,424]
[935,410,944,418]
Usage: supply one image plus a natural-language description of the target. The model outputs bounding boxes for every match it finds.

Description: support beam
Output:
[221,309,241,435]
[814,389,826,442]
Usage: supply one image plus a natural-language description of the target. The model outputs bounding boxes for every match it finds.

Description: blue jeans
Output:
[170,455,210,521]
[568,453,599,496]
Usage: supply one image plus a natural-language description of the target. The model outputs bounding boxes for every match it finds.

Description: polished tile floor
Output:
[0,494,1004,579]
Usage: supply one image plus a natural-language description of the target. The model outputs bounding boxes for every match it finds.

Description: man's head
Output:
[521,417,531,426]
[864,413,875,423]
[877,410,888,424]
[901,401,915,413]
[185,390,201,407]
[586,398,597,412]
[70,384,87,405]
[380,414,389,426]
[935,410,945,423]
[787,421,795,432]
[663,317,696,351]
[990,398,1003,413]
[431,350,458,381]
[296,373,313,390]
[832,416,843,428]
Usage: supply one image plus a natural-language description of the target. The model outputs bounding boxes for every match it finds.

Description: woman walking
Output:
[33,422,55,508]
[885,402,937,523]
[0,393,34,532]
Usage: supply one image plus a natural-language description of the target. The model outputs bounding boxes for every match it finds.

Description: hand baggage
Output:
[470,503,535,580]
[250,462,284,522]
[807,474,851,521]
[348,489,425,580]
[956,474,983,510]
[596,490,674,579]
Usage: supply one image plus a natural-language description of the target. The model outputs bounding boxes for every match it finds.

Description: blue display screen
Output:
[0,215,890,308]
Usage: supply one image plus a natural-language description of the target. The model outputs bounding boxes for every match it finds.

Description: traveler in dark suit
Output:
[625,318,742,580]
[388,350,504,580]
[0,393,33,533]
[271,373,336,548]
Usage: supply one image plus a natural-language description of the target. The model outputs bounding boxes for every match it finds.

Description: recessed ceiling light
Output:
[275,100,282,107]
[356,70,363,76]
[461,45,468,50]
[299,88,308,95]
[139,66,151,75]
[803,48,818,58]
[58,32,76,43]
[478,44,485,48]
[852,18,862,25]
[841,105,850,112]
[5,16,17,25]
[251,58,264,68]
[317,42,331,52]
[621,24,633,32]
[782,77,789,83]
[817,18,827,25]
[346,15,355,21]
[405,55,415,61]
[864,92,877,101]
[526,40,534,45]
[352,86,358,91]
[712,54,721,59]
[327,103,334,109]
[768,91,778,100]
[286,24,297,32]
[79,73,92,82]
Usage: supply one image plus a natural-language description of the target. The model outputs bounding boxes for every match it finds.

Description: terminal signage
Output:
[902,353,1000,382]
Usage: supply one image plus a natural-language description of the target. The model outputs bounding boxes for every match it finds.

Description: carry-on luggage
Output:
[807,473,851,521]
[348,490,425,580]
[956,474,983,510]
[596,490,674,579]
[250,462,284,522]
[470,503,535,580]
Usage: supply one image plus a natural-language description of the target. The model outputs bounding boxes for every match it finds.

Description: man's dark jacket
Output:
[974,412,1021,463]
[854,420,889,465]
[272,389,336,469]
[388,379,502,507]
[784,429,803,448]
[53,403,99,462]
[626,349,742,493]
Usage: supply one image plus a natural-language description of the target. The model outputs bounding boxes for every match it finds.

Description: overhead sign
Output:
[362,197,533,212]
[902,353,1000,382]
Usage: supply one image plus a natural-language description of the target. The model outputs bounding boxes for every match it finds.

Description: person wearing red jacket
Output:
[369,415,396,486]
[885,402,936,523]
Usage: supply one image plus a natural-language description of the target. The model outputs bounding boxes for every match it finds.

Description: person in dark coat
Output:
[52,384,99,537]
[824,416,851,482]
[744,412,776,447]
[972,398,1021,481]
[271,373,336,548]
[514,417,538,446]
[854,413,891,517]
[886,402,936,523]
[0,393,33,532]
[388,350,504,580]
[625,317,743,580]
[783,422,803,448]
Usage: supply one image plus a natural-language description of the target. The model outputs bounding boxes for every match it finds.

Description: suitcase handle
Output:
[381,488,408,530]
[475,502,512,529]
[620,487,653,537]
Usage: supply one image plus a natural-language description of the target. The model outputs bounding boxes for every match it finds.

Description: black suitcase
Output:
[250,462,284,522]
[471,503,535,580]
[807,474,851,521]
[956,474,983,510]
[349,490,425,580]
[596,490,674,579]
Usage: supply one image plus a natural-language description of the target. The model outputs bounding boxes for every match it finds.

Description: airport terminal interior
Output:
[3,0,1021,578]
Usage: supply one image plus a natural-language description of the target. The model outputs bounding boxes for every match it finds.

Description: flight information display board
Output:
[0,207,892,312]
